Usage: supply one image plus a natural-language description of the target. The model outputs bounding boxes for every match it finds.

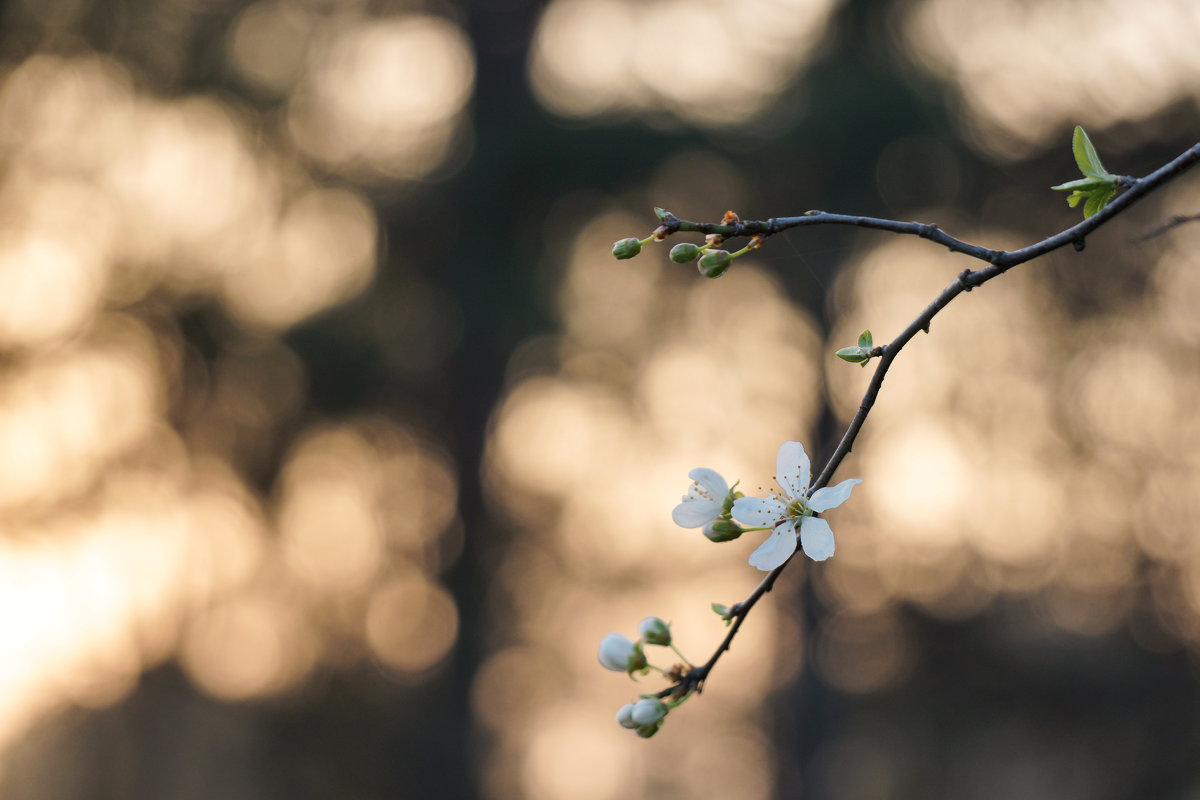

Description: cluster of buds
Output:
[611,209,764,279]
[598,617,692,738]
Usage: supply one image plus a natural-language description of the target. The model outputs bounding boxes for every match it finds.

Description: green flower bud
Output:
[703,519,743,543]
[669,242,701,263]
[696,249,732,278]
[612,237,642,260]
[638,616,672,646]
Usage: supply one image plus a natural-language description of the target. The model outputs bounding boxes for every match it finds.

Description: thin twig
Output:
[660,139,1200,697]
[1134,212,1200,242]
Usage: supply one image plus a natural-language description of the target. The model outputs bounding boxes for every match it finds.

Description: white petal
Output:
[775,441,811,499]
[748,520,798,571]
[630,698,668,726]
[672,498,721,528]
[687,467,729,499]
[808,478,862,512]
[731,495,789,527]
[799,516,835,561]
[598,633,636,671]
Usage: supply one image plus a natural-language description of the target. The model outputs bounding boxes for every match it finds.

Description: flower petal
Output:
[687,467,729,499]
[808,478,862,512]
[748,520,798,571]
[598,633,637,671]
[731,495,789,527]
[775,441,811,499]
[799,516,835,561]
[672,498,721,528]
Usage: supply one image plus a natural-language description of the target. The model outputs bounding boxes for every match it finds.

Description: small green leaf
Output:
[654,207,671,221]
[1082,186,1117,218]
[857,329,873,349]
[1072,125,1110,179]
[1066,192,1084,208]
[836,346,869,364]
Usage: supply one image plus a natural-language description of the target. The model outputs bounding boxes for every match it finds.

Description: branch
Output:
[1134,212,1200,242]
[661,138,1200,698]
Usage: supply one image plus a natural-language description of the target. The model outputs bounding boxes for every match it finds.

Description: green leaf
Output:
[654,207,671,221]
[857,329,873,348]
[836,346,869,364]
[1083,186,1116,218]
[1066,192,1084,208]
[1072,125,1110,179]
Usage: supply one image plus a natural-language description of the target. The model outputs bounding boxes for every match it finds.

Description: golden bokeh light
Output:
[228,0,314,95]
[0,338,160,512]
[0,31,461,769]
[180,590,318,701]
[220,187,377,330]
[901,0,1200,154]
[286,14,475,179]
[528,0,843,127]
[366,569,459,676]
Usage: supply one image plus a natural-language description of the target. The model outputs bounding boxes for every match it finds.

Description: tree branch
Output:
[661,138,1200,698]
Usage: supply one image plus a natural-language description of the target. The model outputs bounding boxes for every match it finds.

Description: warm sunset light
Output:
[528,0,843,126]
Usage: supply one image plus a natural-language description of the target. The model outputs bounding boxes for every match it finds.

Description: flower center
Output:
[786,497,810,518]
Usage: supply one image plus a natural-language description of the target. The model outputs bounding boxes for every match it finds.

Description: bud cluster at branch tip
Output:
[599,616,694,738]
[612,209,766,279]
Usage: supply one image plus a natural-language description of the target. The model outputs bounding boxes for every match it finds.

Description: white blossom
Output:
[671,467,730,532]
[731,441,861,571]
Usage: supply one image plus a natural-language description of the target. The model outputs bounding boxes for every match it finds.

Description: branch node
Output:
[957,268,976,292]
[1073,236,1086,252]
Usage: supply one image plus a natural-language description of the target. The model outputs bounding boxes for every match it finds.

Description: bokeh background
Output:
[0,0,1199,798]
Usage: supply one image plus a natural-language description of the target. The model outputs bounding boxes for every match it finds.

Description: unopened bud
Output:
[670,243,701,263]
[630,698,669,726]
[612,238,642,260]
[697,249,732,278]
[598,633,647,673]
[616,703,639,729]
[638,616,671,646]
[703,519,743,542]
